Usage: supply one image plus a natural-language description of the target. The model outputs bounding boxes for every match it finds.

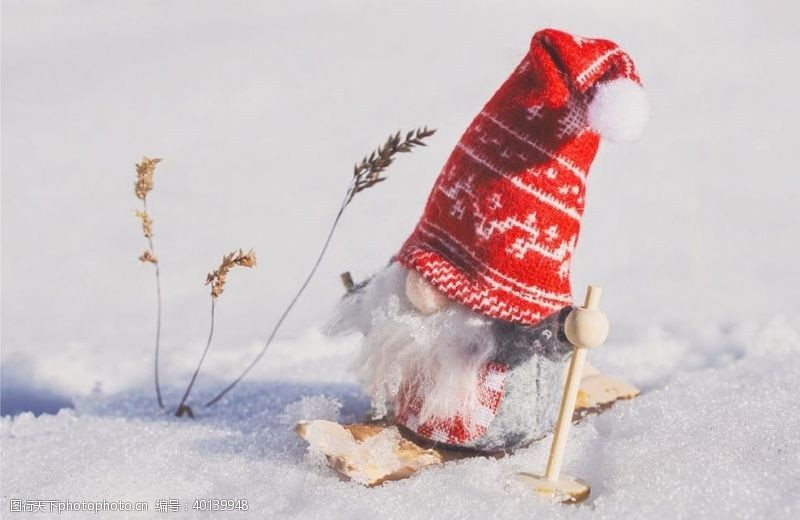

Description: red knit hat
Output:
[398,29,648,326]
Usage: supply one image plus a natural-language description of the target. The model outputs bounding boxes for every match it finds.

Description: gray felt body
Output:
[463,308,574,452]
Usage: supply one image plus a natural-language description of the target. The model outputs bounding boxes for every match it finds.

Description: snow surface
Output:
[2,0,800,518]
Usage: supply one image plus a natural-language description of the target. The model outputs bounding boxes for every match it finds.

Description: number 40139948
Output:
[192,499,248,511]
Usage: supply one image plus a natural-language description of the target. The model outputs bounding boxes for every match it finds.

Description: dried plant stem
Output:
[176,298,216,418]
[143,198,165,409]
[133,156,164,409]
[205,126,435,408]
[174,249,256,415]
[206,126,436,406]
[205,190,350,407]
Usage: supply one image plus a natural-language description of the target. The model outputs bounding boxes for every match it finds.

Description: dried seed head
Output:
[205,248,257,298]
[350,126,435,203]
[235,250,257,268]
[135,156,162,200]
[133,210,154,238]
[139,250,158,264]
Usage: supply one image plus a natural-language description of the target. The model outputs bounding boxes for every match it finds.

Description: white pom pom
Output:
[587,78,649,142]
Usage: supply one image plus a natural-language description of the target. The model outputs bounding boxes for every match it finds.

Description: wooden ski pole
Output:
[517,285,609,503]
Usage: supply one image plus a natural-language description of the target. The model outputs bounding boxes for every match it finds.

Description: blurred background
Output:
[3,0,798,410]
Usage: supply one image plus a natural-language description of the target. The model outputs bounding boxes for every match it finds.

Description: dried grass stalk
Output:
[133,156,165,408]
[205,126,435,407]
[176,248,257,418]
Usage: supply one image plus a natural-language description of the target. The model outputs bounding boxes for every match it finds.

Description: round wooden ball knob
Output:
[405,270,449,315]
[564,307,609,349]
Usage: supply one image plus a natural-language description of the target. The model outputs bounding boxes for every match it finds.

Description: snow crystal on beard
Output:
[326,262,497,433]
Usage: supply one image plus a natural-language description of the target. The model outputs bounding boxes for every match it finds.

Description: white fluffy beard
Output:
[327,263,498,431]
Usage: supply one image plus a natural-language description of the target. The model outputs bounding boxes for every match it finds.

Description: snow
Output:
[280,395,343,426]
[3,320,799,518]
[2,0,800,518]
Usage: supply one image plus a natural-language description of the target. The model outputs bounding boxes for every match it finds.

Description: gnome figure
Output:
[330,29,648,452]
